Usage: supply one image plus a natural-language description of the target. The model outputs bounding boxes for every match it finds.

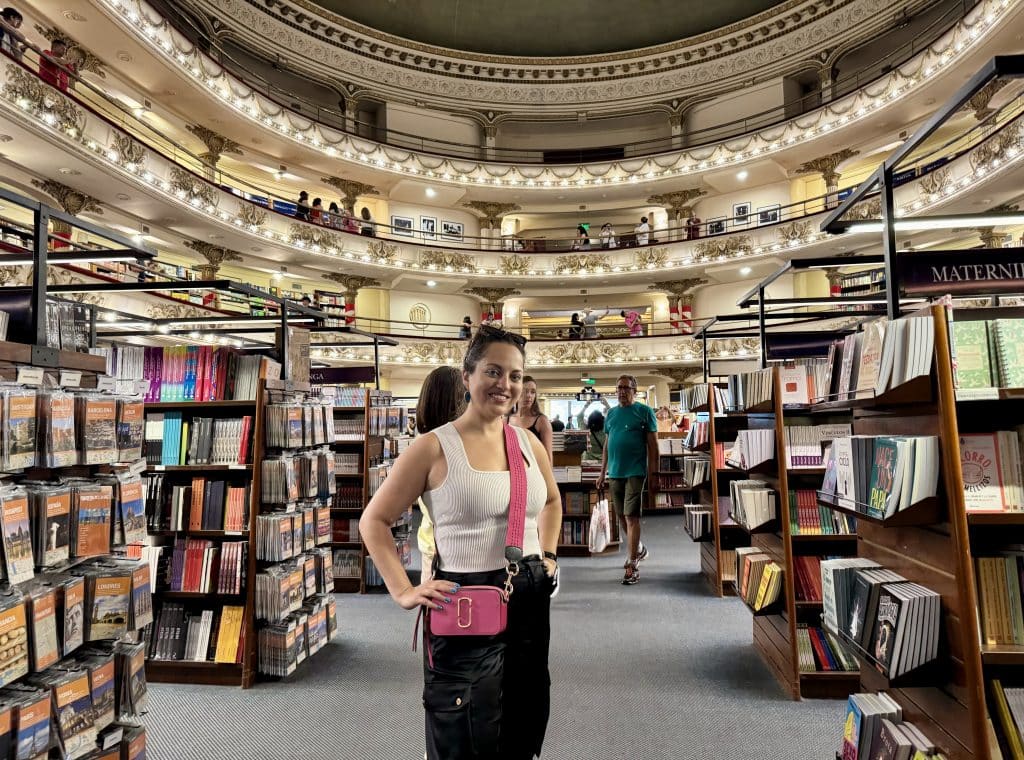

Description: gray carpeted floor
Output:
[145,515,843,759]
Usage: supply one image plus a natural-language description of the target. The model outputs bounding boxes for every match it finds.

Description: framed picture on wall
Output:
[707,217,726,235]
[441,220,464,241]
[391,215,414,236]
[732,202,750,226]
[757,205,781,225]
[420,216,437,240]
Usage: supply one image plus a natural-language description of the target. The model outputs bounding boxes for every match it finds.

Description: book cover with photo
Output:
[12,690,50,760]
[116,400,145,461]
[53,671,98,758]
[86,657,116,731]
[79,397,117,465]
[73,485,112,558]
[130,563,153,630]
[1,491,34,585]
[60,575,85,656]
[88,575,132,641]
[28,587,59,672]
[39,489,71,567]
[43,393,77,467]
[4,390,37,470]
[118,480,148,546]
[0,600,29,687]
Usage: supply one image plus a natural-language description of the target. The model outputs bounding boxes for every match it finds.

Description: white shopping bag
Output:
[588,495,611,554]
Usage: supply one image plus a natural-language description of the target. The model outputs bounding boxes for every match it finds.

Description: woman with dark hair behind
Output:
[583,410,607,462]
[509,375,553,464]
[414,366,467,580]
[568,313,583,340]
[361,325,560,760]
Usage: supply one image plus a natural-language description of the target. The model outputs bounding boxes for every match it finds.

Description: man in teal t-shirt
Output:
[596,374,658,585]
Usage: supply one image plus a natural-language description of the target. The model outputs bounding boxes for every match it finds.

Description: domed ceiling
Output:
[309,0,789,57]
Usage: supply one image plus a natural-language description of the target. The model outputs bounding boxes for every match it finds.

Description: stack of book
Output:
[951,317,1024,390]
[735,547,783,611]
[683,457,710,487]
[165,538,246,595]
[683,503,712,539]
[959,431,1024,511]
[562,490,594,515]
[143,413,254,466]
[681,423,708,451]
[778,359,832,405]
[990,679,1024,759]
[141,347,275,402]
[795,625,858,673]
[332,549,361,578]
[822,559,940,677]
[728,480,776,530]
[788,489,856,535]
[725,429,775,470]
[840,693,947,759]
[821,435,940,518]
[783,424,851,469]
[144,474,250,533]
[681,385,709,411]
[726,369,773,411]
[975,554,1024,645]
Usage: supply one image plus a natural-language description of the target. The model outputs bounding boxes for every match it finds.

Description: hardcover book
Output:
[867,438,900,519]
[869,586,902,675]
[4,389,37,470]
[995,319,1024,388]
[0,599,29,687]
[0,490,34,585]
[855,319,888,397]
[951,320,993,389]
[959,434,1006,511]
[87,573,132,641]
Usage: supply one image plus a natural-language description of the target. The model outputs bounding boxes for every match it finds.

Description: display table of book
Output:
[0,342,150,757]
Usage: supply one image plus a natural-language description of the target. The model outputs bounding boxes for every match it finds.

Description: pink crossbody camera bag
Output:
[414,424,528,663]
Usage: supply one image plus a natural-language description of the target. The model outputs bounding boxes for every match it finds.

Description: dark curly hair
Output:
[463,324,526,374]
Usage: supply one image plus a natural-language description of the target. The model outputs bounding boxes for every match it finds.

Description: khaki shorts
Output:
[609,476,646,517]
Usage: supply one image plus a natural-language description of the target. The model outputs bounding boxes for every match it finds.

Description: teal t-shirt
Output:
[605,402,657,478]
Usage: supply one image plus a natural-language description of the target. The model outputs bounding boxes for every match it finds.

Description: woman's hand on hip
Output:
[396,580,460,611]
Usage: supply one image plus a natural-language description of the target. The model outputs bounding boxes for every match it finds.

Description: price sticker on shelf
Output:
[135,379,150,396]
[58,370,82,388]
[16,367,45,385]
[129,460,147,476]
[224,530,242,536]
[228,464,246,470]
[95,376,116,393]
[152,464,165,471]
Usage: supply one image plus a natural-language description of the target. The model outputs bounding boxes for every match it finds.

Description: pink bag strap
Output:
[503,423,528,563]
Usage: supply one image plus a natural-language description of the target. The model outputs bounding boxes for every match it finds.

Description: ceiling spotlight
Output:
[425,188,437,198]
[739,266,752,276]
[737,170,749,181]
[426,280,437,288]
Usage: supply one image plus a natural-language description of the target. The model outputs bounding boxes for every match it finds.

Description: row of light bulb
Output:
[99,0,1010,189]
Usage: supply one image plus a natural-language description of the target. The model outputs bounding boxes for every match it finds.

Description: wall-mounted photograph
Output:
[707,217,726,235]
[391,216,415,236]
[732,202,750,226]
[441,220,464,241]
[757,205,781,225]
[419,216,437,240]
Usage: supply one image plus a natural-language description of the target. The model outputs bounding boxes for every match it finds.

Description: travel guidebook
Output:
[4,389,38,470]
[0,489,34,585]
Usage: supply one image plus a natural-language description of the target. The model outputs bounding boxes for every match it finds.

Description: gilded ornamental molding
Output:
[3,64,84,136]
[498,254,532,276]
[553,253,612,274]
[695,235,752,260]
[535,342,635,365]
[419,250,476,272]
[31,179,103,216]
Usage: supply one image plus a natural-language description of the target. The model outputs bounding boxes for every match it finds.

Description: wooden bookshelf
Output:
[817,304,990,758]
[704,384,749,597]
[143,384,266,688]
[555,479,621,557]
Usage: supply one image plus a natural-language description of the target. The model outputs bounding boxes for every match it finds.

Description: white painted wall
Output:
[384,202,481,242]
[686,81,785,137]
[386,102,482,148]
[496,113,669,151]
[692,275,794,321]
[389,290,481,336]
[692,181,792,230]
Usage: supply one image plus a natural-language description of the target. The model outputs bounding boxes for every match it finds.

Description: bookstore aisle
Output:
[143,515,840,759]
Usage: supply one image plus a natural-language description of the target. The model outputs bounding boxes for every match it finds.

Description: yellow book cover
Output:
[214,606,244,663]
[0,601,29,686]
[991,679,1024,760]
[89,575,132,641]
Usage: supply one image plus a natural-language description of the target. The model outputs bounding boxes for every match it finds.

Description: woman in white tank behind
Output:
[361,325,562,760]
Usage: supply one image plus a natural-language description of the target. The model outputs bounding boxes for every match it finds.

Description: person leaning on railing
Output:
[0,8,25,61]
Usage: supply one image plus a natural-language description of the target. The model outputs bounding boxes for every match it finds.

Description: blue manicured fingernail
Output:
[444,597,452,603]
[435,603,444,610]
[452,584,461,591]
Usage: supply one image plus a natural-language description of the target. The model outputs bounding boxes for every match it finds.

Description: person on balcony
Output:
[0,8,25,61]
[570,224,590,251]
[341,206,359,234]
[622,309,644,337]
[294,191,311,221]
[39,38,74,92]
[360,206,375,237]
[568,313,583,340]
[581,307,606,339]
[634,216,650,246]
[459,316,472,339]
[310,198,324,224]
[599,222,616,249]
[326,202,342,228]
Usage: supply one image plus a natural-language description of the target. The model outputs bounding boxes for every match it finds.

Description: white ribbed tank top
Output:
[422,422,546,573]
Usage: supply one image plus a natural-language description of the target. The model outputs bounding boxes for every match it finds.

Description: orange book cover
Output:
[189,477,206,532]
[88,575,131,641]
[82,398,117,464]
[42,490,71,566]
[0,601,29,686]
[29,589,59,671]
[74,486,112,558]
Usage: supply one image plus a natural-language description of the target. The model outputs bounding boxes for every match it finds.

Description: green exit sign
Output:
[583,378,596,385]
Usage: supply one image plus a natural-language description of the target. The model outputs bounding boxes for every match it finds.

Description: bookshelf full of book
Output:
[713,366,862,699]
[324,387,411,593]
[141,347,278,687]
[0,342,153,756]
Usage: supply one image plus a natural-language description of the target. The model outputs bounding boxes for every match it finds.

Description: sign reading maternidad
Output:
[897,248,1024,295]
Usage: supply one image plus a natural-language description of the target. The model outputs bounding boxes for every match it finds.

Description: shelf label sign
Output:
[16,367,45,385]
[59,370,82,388]
[309,366,376,384]
[898,249,1024,295]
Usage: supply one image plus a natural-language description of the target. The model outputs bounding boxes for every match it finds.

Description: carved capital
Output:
[186,124,244,165]
[463,201,521,229]
[184,240,243,278]
[31,179,103,216]
[464,287,520,304]
[169,167,219,208]
[648,278,708,298]
[323,273,381,296]
[795,148,859,186]
[321,177,379,212]
[647,189,706,217]
[963,79,1009,121]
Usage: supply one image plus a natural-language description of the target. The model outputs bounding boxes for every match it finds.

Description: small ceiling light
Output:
[425,188,437,198]
[426,280,437,288]
[737,170,749,181]
[739,266,752,276]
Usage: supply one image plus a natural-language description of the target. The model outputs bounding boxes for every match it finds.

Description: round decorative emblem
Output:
[409,303,431,329]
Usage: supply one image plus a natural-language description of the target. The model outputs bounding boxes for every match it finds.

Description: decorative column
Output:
[823,267,844,298]
[648,278,708,335]
[33,25,108,84]
[323,274,381,325]
[463,202,521,250]
[321,177,379,215]
[482,123,498,161]
[31,179,104,249]
[186,125,244,181]
[979,203,1019,248]
[647,189,706,242]
[669,111,684,150]
[818,64,834,102]
[795,148,859,209]
[464,287,521,328]
[184,240,243,280]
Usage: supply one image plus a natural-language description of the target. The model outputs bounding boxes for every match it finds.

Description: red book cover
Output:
[195,347,208,402]
[189,478,205,532]
[807,626,834,671]
[238,416,252,464]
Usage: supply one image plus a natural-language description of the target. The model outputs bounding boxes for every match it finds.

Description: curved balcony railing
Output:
[2,37,1022,283]
[88,0,1015,189]
[140,0,974,164]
